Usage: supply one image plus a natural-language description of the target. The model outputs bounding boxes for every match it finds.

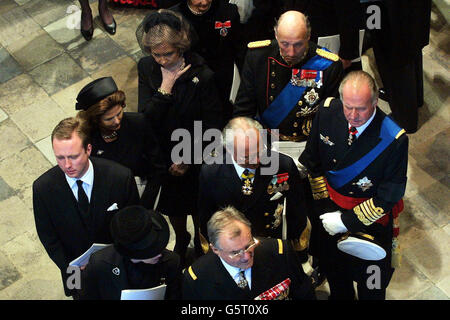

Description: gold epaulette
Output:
[248,39,271,49]
[308,175,329,200]
[395,129,406,139]
[353,198,385,226]
[277,239,284,254]
[316,48,339,62]
[188,266,197,280]
[323,97,334,108]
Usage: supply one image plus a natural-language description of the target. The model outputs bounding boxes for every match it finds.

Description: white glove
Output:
[319,211,348,236]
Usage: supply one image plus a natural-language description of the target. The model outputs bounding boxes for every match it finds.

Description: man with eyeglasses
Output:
[182,206,315,300]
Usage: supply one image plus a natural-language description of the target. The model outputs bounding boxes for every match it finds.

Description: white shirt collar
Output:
[350,108,377,138]
[218,257,252,289]
[230,152,256,179]
[65,159,94,188]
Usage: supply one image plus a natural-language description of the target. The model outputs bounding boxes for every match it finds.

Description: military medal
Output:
[267,173,290,194]
[242,179,253,195]
[304,89,319,106]
[320,134,335,146]
[215,20,231,37]
[241,169,254,196]
[355,177,373,191]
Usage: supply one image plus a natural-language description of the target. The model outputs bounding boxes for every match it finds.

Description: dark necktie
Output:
[348,126,358,145]
[237,269,249,290]
[76,180,90,222]
[241,169,255,196]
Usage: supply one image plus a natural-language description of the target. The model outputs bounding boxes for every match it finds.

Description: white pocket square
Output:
[107,203,118,211]
[270,192,283,201]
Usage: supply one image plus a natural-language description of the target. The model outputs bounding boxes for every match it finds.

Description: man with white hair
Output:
[198,117,310,262]
[300,71,408,300]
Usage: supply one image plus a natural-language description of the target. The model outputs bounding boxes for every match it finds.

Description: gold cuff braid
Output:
[308,175,329,200]
[353,198,385,226]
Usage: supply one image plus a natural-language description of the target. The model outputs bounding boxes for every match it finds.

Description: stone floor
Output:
[0,1,448,300]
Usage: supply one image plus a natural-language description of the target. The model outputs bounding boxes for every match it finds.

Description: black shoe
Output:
[101,17,116,35]
[80,10,94,41]
[80,26,93,41]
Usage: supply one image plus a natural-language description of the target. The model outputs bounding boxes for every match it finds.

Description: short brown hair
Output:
[51,117,90,150]
[76,90,126,129]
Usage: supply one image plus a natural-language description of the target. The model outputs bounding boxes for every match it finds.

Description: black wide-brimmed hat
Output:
[75,77,118,110]
[110,205,170,259]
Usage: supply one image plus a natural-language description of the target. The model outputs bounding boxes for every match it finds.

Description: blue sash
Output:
[325,116,404,189]
[261,51,334,129]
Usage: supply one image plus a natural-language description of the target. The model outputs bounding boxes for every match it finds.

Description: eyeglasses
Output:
[217,238,260,259]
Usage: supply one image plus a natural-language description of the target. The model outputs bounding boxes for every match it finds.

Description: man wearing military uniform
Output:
[198,117,310,262]
[183,206,314,300]
[299,71,408,300]
[233,10,344,143]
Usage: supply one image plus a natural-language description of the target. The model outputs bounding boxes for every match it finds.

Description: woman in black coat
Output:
[136,9,223,266]
[76,77,165,209]
[171,0,246,123]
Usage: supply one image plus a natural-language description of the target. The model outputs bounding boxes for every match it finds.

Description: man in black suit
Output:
[198,117,310,261]
[299,71,408,300]
[183,206,315,300]
[33,117,139,298]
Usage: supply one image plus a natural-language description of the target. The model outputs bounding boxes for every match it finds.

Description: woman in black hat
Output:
[76,77,165,209]
[136,9,223,266]
[80,205,182,300]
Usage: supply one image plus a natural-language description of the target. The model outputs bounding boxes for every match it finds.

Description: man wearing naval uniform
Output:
[198,117,310,262]
[299,71,408,300]
[183,207,314,300]
[233,10,344,142]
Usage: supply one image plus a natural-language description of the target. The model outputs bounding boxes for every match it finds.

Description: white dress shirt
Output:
[65,159,94,202]
[219,257,252,290]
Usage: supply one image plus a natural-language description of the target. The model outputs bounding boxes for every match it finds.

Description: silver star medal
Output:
[305,89,319,106]
[356,177,373,191]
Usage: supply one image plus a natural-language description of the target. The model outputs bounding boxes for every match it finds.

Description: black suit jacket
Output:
[80,247,182,300]
[182,238,314,300]
[32,157,139,296]
[199,151,308,247]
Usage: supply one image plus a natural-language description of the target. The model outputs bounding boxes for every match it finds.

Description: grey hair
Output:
[222,117,263,150]
[207,206,252,250]
[274,10,311,39]
[338,70,379,105]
